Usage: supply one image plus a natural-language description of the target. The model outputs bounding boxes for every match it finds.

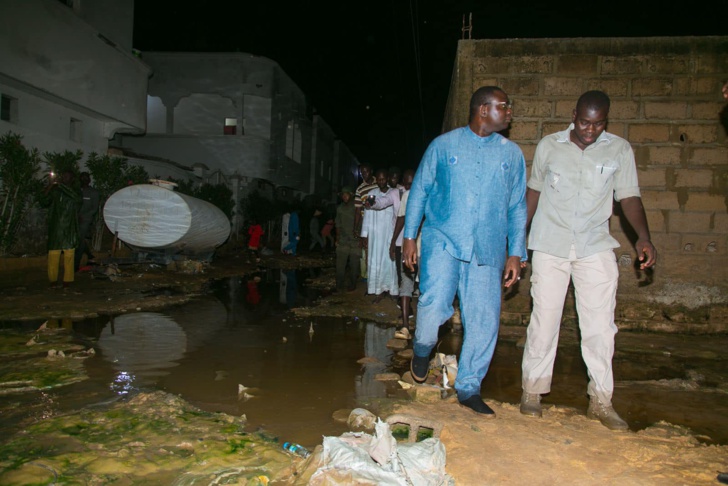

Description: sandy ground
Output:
[1,248,727,484]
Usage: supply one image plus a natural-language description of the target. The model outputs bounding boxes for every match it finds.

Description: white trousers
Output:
[521,247,619,405]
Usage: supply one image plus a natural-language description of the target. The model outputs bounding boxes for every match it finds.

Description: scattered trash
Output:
[434,353,458,389]
[47,349,66,359]
[309,418,454,485]
[282,441,311,458]
[398,380,414,390]
[348,408,377,430]
[282,336,288,343]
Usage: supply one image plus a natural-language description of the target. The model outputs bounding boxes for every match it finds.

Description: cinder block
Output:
[691,102,725,120]
[644,101,688,120]
[679,234,725,254]
[499,77,540,96]
[554,100,575,118]
[509,122,539,142]
[601,56,644,75]
[675,124,718,144]
[519,143,537,162]
[475,57,506,74]
[712,213,728,234]
[674,77,724,96]
[648,146,683,166]
[510,56,554,74]
[541,122,567,137]
[683,193,728,212]
[512,99,551,117]
[651,232,682,252]
[646,56,691,75]
[543,77,584,96]
[606,122,626,138]
[585,78,629,97]
[688,147,728,166]
[629,124,671,143]
[557,55,599,74]
[473,77,498,87]
[645,209,666,232]
[674,169,715,189]
[632,78,674,97]
[668,211,713,233]
[475,56,553,75]
[695,55,728,74]
[640,190,680,210]
[636,168,667,188]
[609,101,639,119]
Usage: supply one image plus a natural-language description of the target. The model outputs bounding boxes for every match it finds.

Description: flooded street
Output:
[2,269,727,456]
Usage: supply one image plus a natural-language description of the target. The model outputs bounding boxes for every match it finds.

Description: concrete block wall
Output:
[445,37,728,332]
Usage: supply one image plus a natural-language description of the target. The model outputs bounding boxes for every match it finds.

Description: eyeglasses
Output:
[483,101,513,111]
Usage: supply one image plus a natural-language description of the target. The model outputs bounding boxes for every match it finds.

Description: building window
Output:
[286,120,302,163]
[69,118,82,143]
[224,118,237,135]
[1,95,18,123]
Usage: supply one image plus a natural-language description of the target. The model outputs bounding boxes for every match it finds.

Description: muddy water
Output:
[2,270,727,451]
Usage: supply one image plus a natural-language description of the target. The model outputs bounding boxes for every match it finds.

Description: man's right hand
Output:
[402,239,417,272]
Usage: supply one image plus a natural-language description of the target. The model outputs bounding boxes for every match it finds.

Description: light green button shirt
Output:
[528,124,641,259]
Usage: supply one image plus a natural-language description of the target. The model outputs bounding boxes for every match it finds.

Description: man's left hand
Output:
[636,239,657,269]
[503,256,522,288]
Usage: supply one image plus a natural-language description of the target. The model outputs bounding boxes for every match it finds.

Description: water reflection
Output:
[356,322,395,399]
[2,275,727,449]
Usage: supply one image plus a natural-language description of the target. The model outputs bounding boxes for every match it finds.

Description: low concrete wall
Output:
[445,36,728,332]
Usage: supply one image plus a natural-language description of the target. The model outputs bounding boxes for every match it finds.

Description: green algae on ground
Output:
[0,391,299,485]
[0,327,92,395]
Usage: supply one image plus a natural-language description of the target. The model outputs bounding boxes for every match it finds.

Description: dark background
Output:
[133,1,727,171]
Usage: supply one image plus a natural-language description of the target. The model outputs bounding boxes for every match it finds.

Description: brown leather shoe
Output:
[520,392,542,417]
[587,396,628,431]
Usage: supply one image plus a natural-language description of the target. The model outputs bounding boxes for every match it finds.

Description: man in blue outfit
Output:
[403,86,527,416]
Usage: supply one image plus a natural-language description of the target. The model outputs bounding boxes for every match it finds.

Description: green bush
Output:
[0,132,42,254]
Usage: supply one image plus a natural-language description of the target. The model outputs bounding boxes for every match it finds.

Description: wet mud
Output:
[0,248,727,483]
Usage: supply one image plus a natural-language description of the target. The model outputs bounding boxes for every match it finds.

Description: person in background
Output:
[74,171,99,271]
[41,170,82,288]
[308,208,325,252]
[403,86,526,416]
[247,220,265,262]
[321,217,335,251]
[392,169,416,340]
[354,164,377,279]
[520,90,656,431]
[283,208,300,255]
[362,169,400,303]
[335,186,359,292]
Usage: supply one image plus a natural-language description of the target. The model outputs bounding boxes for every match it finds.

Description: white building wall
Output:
[0,84,109,160]
[0,0,150,149]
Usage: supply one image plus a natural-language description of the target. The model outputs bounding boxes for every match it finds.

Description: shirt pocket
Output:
[592,161,617,191]
[545,167,562,193]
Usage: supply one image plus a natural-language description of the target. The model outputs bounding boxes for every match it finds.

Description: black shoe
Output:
[458,395,496,417]
[410,354,429,384]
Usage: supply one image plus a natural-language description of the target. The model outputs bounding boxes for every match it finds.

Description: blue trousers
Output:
[413,243,502,401]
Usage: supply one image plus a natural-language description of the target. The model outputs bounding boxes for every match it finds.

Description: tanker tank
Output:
[103,182,231,262]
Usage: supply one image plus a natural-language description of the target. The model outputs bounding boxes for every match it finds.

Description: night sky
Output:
[133,1,727,171]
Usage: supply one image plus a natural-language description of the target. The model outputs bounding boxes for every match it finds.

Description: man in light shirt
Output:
[520,90,657,430]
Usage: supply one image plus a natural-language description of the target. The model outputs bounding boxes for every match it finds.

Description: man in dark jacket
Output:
[42,170,81,288]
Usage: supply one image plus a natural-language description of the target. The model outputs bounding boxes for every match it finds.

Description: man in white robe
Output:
[361,169,400,302]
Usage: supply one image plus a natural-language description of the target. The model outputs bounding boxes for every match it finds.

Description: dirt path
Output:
[2,249,727,484]
[391,398,727,485]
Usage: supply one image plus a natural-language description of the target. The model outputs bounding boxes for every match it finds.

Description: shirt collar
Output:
[465,126,500,143]
[557,123,613,147]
